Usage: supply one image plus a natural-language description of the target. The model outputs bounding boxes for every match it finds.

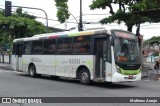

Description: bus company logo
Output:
[2,98,11,103]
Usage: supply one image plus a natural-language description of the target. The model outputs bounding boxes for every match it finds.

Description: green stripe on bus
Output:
[86,60,93,69]
[120,69,140,75]
[68,33,80,37]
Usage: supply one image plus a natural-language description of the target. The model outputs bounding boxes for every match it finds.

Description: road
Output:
[0,69,160,106]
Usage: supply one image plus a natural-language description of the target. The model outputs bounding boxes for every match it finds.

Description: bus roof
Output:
[13,28,117,42]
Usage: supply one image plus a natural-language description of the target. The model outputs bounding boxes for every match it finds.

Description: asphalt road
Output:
[0,69,160,106]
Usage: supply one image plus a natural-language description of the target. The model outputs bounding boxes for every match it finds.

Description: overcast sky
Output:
[0,0,160,40]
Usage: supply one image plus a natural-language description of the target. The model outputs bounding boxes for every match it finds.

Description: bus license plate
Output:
[128,76,133,79]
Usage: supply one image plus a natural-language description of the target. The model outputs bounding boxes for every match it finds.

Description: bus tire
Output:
[28,65,37,78]
[79,68,90,85]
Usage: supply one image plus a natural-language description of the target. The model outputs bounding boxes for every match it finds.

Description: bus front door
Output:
[94,38,107,79]
[16,44,23,71]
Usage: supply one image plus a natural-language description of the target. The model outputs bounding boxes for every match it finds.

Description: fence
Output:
[0,54,11,64]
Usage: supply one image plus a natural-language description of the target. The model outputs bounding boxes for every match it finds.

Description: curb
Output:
[0,66,13,71]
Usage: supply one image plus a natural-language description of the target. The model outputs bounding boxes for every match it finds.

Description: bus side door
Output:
[94,38,106,79]
[94,36,112,81]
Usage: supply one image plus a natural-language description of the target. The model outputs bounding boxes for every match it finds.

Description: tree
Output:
[0,8,48,51]
[13,7,36,19]
[54,0,70,23]
[144,36,160,45]
[90,0,160,32]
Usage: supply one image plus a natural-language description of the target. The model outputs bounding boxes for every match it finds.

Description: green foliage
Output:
[90,0,160,32]
[54,0,70,23]
[13,7,36,19]
[154,52,159,56]
[0,8,48,51]
[90,0,113,10]
[144,36,160,45]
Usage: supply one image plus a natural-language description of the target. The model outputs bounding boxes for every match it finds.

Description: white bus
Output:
[11,29,141,85]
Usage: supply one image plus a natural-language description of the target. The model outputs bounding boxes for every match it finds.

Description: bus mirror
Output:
[111,38,114,46]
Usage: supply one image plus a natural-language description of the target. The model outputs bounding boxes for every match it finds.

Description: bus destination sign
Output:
[114,31,136,39]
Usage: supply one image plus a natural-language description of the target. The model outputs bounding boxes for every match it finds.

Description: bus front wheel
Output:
[79,68,90,85]
[28,65,37,78]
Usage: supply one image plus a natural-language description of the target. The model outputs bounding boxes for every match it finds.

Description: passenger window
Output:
[44,39,56,54]
[57,38,72,54]
[31,41,43,54]
[23,42,31,55]
[73,36,91,54]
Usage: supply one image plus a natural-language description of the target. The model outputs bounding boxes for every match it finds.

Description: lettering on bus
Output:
[31,57,42,62]
[61,61,68,64]
[69,59,80,64]
[114,31,136,39]
[117,56,128,62]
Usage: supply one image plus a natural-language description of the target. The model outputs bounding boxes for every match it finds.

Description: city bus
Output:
[11,29,141,85]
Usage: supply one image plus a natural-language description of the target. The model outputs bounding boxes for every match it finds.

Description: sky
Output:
[0,0,160,40]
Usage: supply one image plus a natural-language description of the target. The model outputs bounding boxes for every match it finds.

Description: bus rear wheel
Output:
[28,65,37,78]
[79,68,90,85]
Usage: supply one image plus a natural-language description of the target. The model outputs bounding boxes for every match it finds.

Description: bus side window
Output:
[73,36,91,54]
[57,38,72,54]
[23,42,31,55]
[44,39,56,54]
[31,41,43,54]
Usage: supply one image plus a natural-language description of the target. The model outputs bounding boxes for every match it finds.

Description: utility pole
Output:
[78,0,83,31]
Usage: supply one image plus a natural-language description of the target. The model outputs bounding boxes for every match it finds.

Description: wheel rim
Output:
[81,72,88,83]
[29,67,34,76]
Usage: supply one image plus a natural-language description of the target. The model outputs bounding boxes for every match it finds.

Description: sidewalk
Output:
[0,63,12,70]
[141,62,155,78]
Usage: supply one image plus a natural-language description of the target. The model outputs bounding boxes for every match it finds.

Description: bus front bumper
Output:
[111,72,141,82]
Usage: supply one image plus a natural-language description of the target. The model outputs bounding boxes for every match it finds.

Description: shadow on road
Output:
[18,74,137,89]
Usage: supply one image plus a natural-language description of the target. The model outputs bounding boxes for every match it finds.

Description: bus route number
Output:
[69,59,80,64]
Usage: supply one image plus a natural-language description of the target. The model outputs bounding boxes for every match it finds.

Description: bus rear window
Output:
[12,43,16,55]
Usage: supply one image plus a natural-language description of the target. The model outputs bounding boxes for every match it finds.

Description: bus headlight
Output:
[116,65,121,73]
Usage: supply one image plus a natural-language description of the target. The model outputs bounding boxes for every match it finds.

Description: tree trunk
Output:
[136,24,140,36]
[108,4,115,15]
[127,26,133,32]
[119,1,122,11]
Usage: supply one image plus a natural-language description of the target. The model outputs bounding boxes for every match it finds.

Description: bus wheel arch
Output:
[28,63,37,78]
[76,66,91,85]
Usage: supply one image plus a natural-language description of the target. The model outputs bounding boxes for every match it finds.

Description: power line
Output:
[83,13,110,15]
[52,15,81,26]
[36,16,59,22]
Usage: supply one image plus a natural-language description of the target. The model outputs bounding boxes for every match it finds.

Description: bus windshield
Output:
[114,36,141,64]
